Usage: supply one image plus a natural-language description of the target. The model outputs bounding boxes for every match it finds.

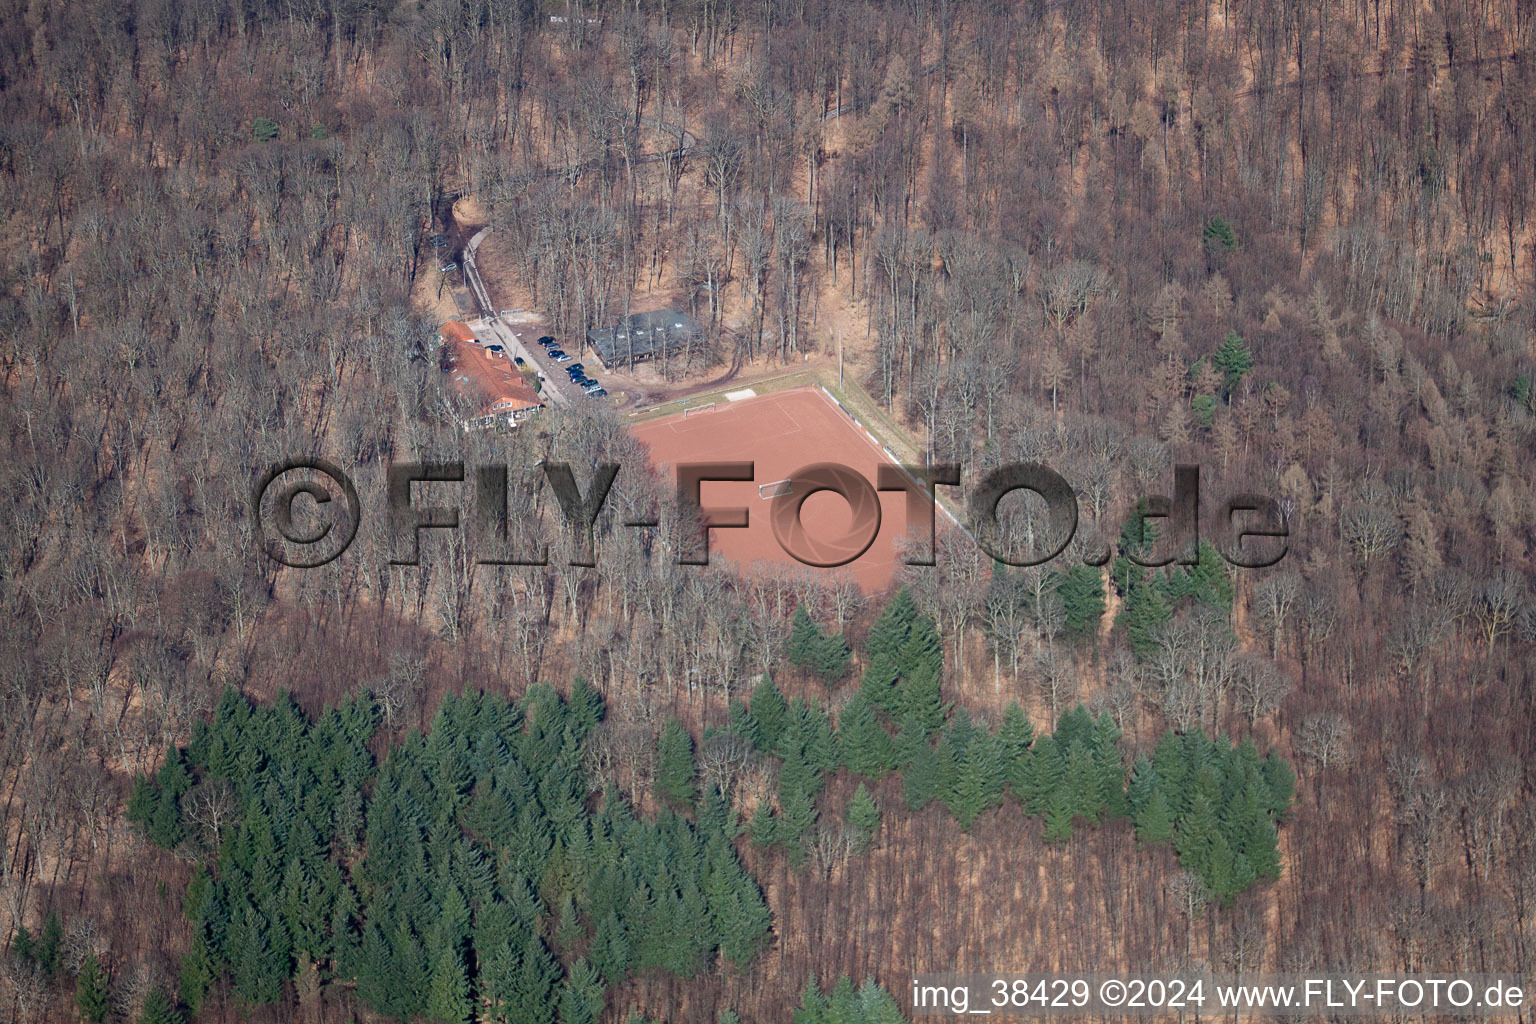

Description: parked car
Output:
[581,380,604,393]
[486,345,504,357]
[585,387,608,398]
[537,335,555,345]
[513,357,526,366]
[551,351,573,363]
[566,363,584,374]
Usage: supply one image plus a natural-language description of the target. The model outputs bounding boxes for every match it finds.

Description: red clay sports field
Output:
[628,387,925,592]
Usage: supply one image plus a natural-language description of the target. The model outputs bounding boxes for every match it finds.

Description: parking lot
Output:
[473,317,609,406]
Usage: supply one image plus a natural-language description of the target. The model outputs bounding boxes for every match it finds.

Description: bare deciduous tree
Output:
[375,651,427,729]
[1294,711,1353,774]
[808,822,859,879]
[1474,571,1525,649]
[697,731,755,800]
[184,778,240,851]
[1398,780,1449,907]
[1252,572,1301,654]
[1341,501,1402,569]
[1232,654,1292,725]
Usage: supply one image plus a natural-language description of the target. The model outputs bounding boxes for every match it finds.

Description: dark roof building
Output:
[586,309,702,368]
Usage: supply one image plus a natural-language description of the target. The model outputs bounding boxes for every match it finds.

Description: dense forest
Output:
[105,589,1289,1022]
[1,0,1534,1020]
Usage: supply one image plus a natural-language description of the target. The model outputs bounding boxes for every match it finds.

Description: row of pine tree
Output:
[725,589,1291,902]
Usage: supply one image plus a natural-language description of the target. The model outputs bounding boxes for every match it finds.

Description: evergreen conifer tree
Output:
[859,978,908,1024]
[902,738,942,812]
[1117,574,1173,658]
[558,959,605,1024]
[1126,754,1158,817]
[949,731,1005,830]
[1055,564,1107,644]
[425,944,472,1024]
[778,781,819,864]
[714,872,770,968]
[1134,786,1175,846]
[136,989,183,1024]
[829,975,860,1021]
[1226,778,1281,881]
[552,892,584,950]
[227,903,287,1006]
[747,678,788,752]
[1042,788,1075,842]
[177,935,215,1015]
[127,776,159,836]
[1204,831,1239,902]
[1016,736,1065,816]
[811,629,852,684]
[749,804,781,849]
[1152,730,1190,800]
[793,699,837,775]
[1167,541,1234,609]
[793,974,829,1024]
[858,652,901,714]
[788,605,823,671]
[1064,739,1105,824]
[509,932,561,1024]
[836,696,895,778]
[1091,712,1128,819]
[866,590,918,662]
[895,618,943,679]
[1262,752,1296,821]
[895,656,945,736]
[727,697,758,748]
[1174,789,1221,880]
[74,953,110,1023]
[996,703,1035,766]
[33,910,62,977]
[656,719,696,806]
[1212,330,1254,397]
[789,605,849,683]
[846,784,881,849]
